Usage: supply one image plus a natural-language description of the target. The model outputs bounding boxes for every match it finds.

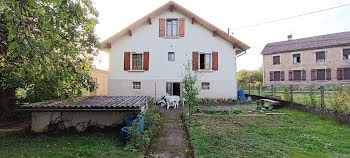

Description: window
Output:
[201,82,210,90]
[343,49,350,60]
[166,19,178,36]
[293,54,301,64]
[168,52,175,61]
[132,54,143,70]
[273,56,280,65]
[316,69,326,80]
[273,71,281,81]
[293,70,302,80]
[344,68,350,80]
[316,51,325,62]
[199,53,211,70]
[133,82,141,89]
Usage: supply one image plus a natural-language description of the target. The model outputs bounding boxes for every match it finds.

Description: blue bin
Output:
[237,90,246,102]
[137,118,145,134]
[125,113,137,126]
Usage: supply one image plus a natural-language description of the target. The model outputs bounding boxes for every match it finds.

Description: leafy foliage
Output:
[282,86,291,101]
[1,0,99,103]
[127,99,161,150]
[182,60,201,116]
[237,67,263,88]
[329,86,350,112]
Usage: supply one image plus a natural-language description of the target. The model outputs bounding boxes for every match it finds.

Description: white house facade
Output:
[101,1,249,100]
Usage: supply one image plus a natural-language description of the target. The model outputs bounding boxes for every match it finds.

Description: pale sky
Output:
[92,0,350,71]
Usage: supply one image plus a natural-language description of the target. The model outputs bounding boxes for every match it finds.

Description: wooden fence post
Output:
[320,86,324,107]
[271,84,274,95]
[258,84,261,96]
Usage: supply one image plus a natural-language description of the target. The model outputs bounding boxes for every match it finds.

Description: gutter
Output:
[236,50,247,58]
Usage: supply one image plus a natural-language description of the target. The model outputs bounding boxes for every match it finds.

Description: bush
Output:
[282,86,291,101]
[329,86,350,112]
[126,98,161,150]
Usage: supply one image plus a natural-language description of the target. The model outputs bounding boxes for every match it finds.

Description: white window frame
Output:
[133,82,141,89]
[198,52,212,70]
[168,52,175,61]
[130,52,144,70]
[342,48,350,61]
[201,82,210,90]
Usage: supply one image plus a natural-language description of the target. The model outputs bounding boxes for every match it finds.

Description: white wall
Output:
[108,10,238,99]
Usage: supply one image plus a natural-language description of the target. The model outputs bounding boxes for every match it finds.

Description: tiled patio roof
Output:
[20,96,149,111]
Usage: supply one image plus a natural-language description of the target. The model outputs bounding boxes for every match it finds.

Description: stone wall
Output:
[31,111,134,133]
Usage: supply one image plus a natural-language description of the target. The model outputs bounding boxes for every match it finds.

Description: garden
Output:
[186,105,350,157]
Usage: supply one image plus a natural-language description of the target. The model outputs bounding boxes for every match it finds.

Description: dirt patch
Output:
[146,106,190,158]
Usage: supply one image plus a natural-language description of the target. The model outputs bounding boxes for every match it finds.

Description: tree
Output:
[0,0,99,110]
[182,60,201,120]
[237,67,263,88]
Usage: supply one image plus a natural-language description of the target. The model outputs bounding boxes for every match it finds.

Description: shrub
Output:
[329,86,350,112]
[302,85,318,107]
[282,86,291,101]
[127,98,161,150]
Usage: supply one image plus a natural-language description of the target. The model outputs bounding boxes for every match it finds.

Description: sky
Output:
[92,0,350,71]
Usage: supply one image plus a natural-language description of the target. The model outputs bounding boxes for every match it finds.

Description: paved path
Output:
[146,106,190,158]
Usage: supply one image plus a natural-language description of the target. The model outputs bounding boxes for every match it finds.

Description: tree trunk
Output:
[0,95,10,112]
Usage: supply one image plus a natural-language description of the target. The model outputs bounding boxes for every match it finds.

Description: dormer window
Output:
[166,19,178,36]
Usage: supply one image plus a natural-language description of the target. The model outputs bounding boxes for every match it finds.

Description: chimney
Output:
[288,34,293,41]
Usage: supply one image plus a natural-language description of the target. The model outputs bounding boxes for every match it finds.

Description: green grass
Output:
[189,109,350,158]
[0,131,142,158]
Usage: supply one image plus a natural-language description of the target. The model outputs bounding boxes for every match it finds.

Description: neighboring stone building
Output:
[262,31,350,85]
[83,69,109,96]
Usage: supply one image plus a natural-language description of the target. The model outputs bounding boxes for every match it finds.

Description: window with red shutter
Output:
[326,68,331,80]
[337,68,343,80]
[159,18,166,37]
[302,70,306,81]
[124,52,130,71]
[178,18,185,37]
[192,52,198,71]
[143,52,149,71]
[316,69,325,80]
[270,72,273,81]
[293,70,302,81]
[212,52,218,71]
[273,71,280,81]
[311,69,316,81]
[281,71,285,81]
[289,71,293,81]
[344,68,350,80]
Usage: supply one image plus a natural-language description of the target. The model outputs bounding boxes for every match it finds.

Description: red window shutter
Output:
[288,70,293,81]
[270,71,274,81]
[281,71,285,81]
[337,68,343,80]
[302,70,306,81]
[124,52,130,71]
[178,18,185,37]
[192,52,198,71]
[326,68,331,80]
[311,69,316,81]
[212,52,218,71]
[143,52,149,71]
[159,18,166,37]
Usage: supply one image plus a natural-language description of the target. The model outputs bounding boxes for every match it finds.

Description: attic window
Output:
[166,19,178,36]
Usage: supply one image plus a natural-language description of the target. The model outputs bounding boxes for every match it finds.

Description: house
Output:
[100,1,250,100]
[83,69,109,96]
[262,31,350,85]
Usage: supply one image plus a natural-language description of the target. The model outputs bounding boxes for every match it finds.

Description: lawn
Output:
[0,130,142,158]
[189,108,350,158]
